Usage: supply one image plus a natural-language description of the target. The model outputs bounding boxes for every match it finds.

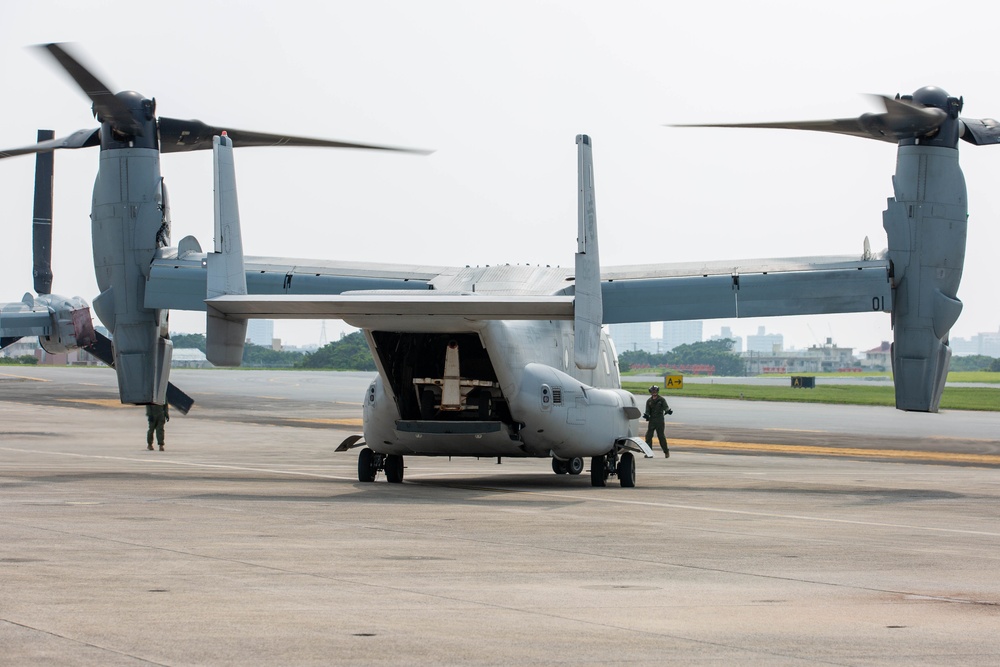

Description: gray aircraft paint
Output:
[883,144,967,411]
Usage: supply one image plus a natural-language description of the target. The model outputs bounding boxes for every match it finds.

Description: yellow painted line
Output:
[285,418,363,427]
[672,438,1000,465]
[0,373,49,382]
[763,427,824,434]
[56,398,138,409]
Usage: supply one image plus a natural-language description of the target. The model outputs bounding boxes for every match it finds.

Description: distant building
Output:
[862,341,892,370]
[246,319,276,348]
[746,326,784,354]
[172,348,213,369]
[745,339,858,374]
[609,322,655,354]
[0,338,40,359]
[982,330,1000,357]
[710,326,743,354]
[1,338,101,366]
[950,336,977,357]
[662,321,702,352]
[950,328,1000,357]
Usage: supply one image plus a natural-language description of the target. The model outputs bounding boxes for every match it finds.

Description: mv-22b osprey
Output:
[1,45,988,487]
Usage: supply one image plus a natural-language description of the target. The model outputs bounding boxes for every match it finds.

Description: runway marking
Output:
[763,427,824,433]
[56,399,138,409]
[513,488,1000,538]
[285,418,363,426]
[0,446,355,481]
[671,438,1000,465]
[0,373,48,382]
[4,445,998,539]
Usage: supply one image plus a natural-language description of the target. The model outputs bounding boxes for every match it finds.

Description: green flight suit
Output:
[644,393,670,456]
[146,403,169,449]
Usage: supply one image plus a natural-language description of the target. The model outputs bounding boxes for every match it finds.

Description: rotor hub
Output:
[899,86,963,119]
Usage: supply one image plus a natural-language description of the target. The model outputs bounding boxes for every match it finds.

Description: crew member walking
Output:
[146,402,169,451]
[644,385,672,458]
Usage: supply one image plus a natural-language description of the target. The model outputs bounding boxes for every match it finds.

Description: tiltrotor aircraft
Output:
[0,44,985,487]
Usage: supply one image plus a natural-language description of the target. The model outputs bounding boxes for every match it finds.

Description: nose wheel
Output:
[591,450,636,488]
[357,449,405,483]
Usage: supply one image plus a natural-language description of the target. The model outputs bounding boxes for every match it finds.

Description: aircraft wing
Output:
[145,249,448,312]
[0,301,53,344]
[600,255,891,323]
[149,250,889,324]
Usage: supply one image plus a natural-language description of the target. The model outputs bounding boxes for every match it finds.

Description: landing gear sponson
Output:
[551,457,585,475]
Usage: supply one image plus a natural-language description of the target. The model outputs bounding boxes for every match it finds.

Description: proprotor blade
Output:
[83,331,194,414]
[32,130,54,295]
[1,337,24,350]
[157,117,433,154]
[37,43,145,136]
[0,128,100,160]
[672,95,947,144]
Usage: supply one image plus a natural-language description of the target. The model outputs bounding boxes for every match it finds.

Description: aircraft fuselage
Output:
[361,319,642,459]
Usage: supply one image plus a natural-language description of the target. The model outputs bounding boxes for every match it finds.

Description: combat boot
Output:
[147,444,153,451]
[159,444,165,451]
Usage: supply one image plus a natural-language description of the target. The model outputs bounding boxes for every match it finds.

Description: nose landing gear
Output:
[358,448,405,483]
[590,450,635,488]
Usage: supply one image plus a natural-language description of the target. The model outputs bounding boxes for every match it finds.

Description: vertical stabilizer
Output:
[574,134,602,370]
[206,134,248,366]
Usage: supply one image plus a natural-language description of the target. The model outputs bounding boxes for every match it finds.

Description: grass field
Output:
[621,380,1000,412]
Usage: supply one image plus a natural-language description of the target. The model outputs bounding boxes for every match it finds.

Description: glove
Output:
[666,409,673,415]
[642,413,649,420]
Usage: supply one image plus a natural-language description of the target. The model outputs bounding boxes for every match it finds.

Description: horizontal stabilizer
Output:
[205,293,575,321]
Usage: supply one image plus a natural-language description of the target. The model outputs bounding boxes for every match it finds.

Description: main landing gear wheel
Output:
[618,452,635,488]
[358,448,377,483]
[590,455,608,487]
[566,457,584,475]
[385,454,405,484]
[552,458,569,475]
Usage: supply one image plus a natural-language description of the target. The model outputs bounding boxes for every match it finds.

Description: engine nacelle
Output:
[36,294,97,354]
[883,144,967,412]
[509,363,641,458]
[91,147,172,405]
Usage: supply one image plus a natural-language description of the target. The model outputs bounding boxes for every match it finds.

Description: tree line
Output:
[171,331,376,370]
[165,333,1000,374]
[618,338,744,376]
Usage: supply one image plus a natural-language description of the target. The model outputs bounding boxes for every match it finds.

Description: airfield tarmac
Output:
[1,367,999,665]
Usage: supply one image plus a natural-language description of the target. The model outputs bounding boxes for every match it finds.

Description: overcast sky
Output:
[1,0,997,352]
